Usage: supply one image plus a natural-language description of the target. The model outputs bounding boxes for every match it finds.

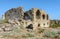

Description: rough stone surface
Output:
[2,7,50,30]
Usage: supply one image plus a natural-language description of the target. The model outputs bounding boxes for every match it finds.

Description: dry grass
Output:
[0,19,9,24]
[0,20,60,39]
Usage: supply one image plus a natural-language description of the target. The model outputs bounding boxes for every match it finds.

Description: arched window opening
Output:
[24,13,30,20]
[42,14,45,19]
[36,10,41,19]
[26,24,33,29]
[38,24,40,27]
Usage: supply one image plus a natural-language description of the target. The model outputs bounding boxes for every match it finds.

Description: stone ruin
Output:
[2,7,50,30]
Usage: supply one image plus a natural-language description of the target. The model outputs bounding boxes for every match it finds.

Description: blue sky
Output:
[0,0,60,20]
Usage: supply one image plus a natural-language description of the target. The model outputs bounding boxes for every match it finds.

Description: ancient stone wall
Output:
[3,7,50,30]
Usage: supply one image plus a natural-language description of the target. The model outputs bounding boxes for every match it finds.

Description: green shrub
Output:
[58,31,60,35]
[50,24,60,28]
[44,31,57,38]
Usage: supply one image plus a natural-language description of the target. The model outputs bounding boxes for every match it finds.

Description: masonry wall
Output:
[24,8,50,30]
[3,7,50,30]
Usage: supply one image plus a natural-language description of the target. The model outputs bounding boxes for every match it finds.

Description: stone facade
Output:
[3,7,50,30]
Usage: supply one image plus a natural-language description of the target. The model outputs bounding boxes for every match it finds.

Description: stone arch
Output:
[26,24,33,29]
[42,14,45,19]
[36,10,41,19]
[24,13,30,20]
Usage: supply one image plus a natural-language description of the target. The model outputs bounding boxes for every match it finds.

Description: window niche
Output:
[26,24,33,29]
[42,14,45,19]
[36,10,41,19]
[24,13,31,20]
[38,24,40,27]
